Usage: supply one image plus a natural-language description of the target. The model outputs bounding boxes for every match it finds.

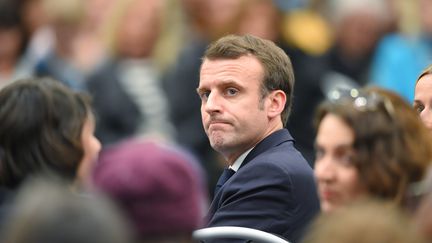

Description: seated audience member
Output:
[412,66,432,240]
[0,77,101,196]
[314,87,432,213]
[34,0,84,90]
[302,199,426,243]
[92,139,206,243]
[198,34,319,243]
[0,177,132,243]
[370,0,432,103]
[286,0,389,163]
[414,65,432,132]
[86,0,175,146]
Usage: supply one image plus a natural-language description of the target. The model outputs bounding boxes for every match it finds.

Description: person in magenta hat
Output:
[92,139,207,243]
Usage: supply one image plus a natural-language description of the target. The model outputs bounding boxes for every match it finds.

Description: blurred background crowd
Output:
[1,0,431,197]
[1,0,432,242]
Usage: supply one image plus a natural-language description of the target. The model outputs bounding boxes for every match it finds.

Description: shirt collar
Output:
[229,148,253,172]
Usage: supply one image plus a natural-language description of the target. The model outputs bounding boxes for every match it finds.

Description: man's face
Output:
[197,55,278,163]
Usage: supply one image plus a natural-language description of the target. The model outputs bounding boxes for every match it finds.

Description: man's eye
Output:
[199,91,210,100]
[225,88,238,96]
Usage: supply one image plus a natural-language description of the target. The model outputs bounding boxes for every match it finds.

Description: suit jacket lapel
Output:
[206,128,295,221]
[240,129,294,169]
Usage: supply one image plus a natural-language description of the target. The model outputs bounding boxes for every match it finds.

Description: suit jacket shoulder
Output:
[206,129,320,243]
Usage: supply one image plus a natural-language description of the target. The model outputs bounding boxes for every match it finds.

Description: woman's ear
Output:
[266,90,286,119]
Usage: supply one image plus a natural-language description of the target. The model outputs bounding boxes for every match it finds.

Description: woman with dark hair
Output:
[313,87,432,213]
[0,77,101,190]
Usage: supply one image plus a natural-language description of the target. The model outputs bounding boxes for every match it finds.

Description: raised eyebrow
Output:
[196,80,241,93]
[220,80,242,87]
[196,87,206,94]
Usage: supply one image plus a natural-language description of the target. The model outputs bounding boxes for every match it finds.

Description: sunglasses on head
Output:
[327,88,395,119]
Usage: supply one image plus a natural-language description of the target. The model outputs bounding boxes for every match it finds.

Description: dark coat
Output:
[206,129,320,243]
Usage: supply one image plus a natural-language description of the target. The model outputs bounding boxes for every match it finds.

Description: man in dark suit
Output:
[196,34,320,243]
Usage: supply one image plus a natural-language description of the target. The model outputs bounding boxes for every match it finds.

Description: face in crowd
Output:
[197,35,292,165]
[414,66,432,132]
[315,88,432,213]
[198,55,285,163]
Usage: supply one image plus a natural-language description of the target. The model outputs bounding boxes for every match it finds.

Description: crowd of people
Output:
[0,0,432,242]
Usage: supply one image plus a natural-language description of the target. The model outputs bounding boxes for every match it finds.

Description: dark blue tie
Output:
[214,168,235,196]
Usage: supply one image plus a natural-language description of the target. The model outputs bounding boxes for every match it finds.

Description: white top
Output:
[229,148,253,172]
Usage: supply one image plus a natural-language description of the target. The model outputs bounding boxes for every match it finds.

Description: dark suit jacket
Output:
[86,60,141,146]
[206,129,320,243]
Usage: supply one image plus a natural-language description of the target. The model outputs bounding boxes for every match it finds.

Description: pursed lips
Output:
[207,119,230,129]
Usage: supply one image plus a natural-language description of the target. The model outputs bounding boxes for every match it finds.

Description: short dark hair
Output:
[203,34,294,126]
[0,78,92,188]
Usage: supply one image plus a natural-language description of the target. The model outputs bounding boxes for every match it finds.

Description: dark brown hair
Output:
[314,87,432,206]
[0,78,92,188]
[202,34,294,126]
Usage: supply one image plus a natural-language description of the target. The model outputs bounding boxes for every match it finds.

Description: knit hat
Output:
[92,139,206,237]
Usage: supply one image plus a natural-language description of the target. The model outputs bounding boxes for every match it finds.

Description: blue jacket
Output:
[206,129,320,243]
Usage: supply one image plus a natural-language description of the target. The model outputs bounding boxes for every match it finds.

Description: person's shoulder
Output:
[263,139,309,164]
[241,148,312,177]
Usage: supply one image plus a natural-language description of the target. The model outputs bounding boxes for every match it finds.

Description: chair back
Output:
[192,226,290,243]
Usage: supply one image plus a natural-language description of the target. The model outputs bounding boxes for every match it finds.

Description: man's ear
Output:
[266,90,286,119]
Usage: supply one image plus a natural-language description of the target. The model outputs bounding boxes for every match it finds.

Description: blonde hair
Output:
[416,65,432,84]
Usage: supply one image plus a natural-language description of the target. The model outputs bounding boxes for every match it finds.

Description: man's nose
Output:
[204,92,222,113]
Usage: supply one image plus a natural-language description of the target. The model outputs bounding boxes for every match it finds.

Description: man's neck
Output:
[224,123,283,165]
[228,148,253,171]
